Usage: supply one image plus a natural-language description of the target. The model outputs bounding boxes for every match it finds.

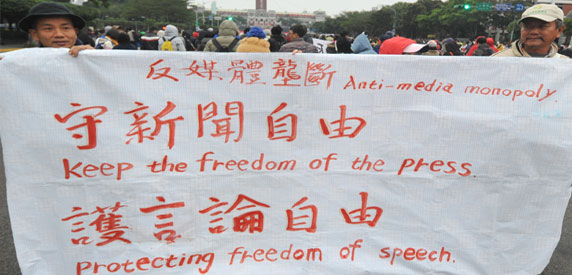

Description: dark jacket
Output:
[558,47,572,58]
[336,36,353,53]
[113,42,137,50]
[443,38,463,56]
[268,34,287,52]
[279,38,318,53]
[198,37,213,51]
[78,29,95,47]
[140,33,159,50]
[472,44,494,56]
[182,30,198,51]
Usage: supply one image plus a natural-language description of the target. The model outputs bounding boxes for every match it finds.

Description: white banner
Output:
[1,49,572,275]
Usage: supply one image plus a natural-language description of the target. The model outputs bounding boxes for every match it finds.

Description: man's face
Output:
[289,30,299,40]
[520,18,564,54]
[29,17,78,48]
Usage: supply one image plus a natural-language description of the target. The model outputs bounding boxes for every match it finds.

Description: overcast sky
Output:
[201,0,415,16]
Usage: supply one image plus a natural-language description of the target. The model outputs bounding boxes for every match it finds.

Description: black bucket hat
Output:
[18,2,86,32]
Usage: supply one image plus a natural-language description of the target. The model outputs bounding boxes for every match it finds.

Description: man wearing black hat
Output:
[18,1,93,57]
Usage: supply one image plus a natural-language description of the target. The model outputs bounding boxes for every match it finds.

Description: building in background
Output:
[212,0,325,29]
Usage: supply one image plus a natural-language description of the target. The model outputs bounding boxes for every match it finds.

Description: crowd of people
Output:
[73,21,518,56]
[3,1,571,59]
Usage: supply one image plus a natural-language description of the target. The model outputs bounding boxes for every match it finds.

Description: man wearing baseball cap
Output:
[494,4,567,58]
[17,1,93,57]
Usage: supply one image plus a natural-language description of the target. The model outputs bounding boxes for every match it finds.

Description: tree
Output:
[403,0,442,38]
[122,0,192,24]
[337,11,375,36]
[311,16,341,34]
[86,0,111,8]
[369,8,396,37]
[64,4,100,23]
[0,0,38,30]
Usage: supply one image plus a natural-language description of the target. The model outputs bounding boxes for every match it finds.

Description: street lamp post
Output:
[388,7,397,35]
[191,6,200,31]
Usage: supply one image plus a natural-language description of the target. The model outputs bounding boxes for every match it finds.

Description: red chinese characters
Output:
[319,105,366,139]
[54,101,369,149]
[228,60,266,85]
[60,191,383,246]
[147,59,179,82]
[340,192,382,227]
[124,101,184,149]
[61,206,92,245]
[272,58,302,86]
[54,103,108,150]
[144,58,337,89]
[198,194,270,234]
[286,197,317,233]
[267,102,297,142]
[140,196,186,243]
[61,202,131,246]
[304,61,336,89]
[184,60,223,80]
[198,101,244,143]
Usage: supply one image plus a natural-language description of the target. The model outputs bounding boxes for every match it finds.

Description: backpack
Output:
[211,38,239,52]
[160,37,176,51]
[184,37,197,51]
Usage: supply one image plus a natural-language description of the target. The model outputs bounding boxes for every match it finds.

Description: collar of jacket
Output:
[513,40,558,58]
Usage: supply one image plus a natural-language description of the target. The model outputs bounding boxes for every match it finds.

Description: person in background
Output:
[486,37,499,53]
[379,36,427,55]
[279,24,318,53]
[95,25,111,48]
[335,31,353,53]
[140,27,160,50]
[466,35,485,56]
[268,25,287,52]
[240,27,251,39]
[126,27,140,48]
[87,26,97,43]
[326,36,337,53]
[197,29,216,51]
[236,26,270,52]
[113,32,137,50]
[203,20,240,52]
[559,45,572,58]
[442,37,463,56]
[96,28,120,50]
[373,33,392,53]
[472,37,495,56]
[182,29,198,51]
[158,25,186,51]
[351,32,377,54]
[77,28,95,47]
[422,40,440,56]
